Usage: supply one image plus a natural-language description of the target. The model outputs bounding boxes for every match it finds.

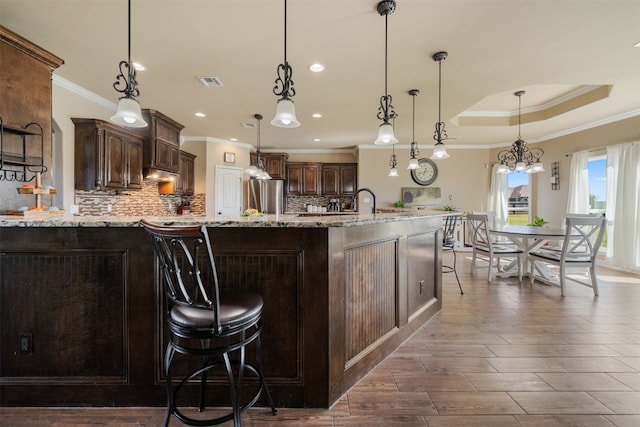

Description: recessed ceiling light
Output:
[313,138,321,142]
[312,113,322,118]
[309,63,325,72]
[133,62,145,71]
[195,112,206,118]
[634,41,640,47]
[230,138,238,142]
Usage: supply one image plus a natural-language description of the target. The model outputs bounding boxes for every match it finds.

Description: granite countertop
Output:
[0,210,451,228]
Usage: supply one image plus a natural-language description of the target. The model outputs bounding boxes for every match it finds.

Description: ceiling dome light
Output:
[308,63,325,72]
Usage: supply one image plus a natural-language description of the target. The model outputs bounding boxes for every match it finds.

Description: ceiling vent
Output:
[196,76,224,87]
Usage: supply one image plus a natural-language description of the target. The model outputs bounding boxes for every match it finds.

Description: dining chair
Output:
[140,220,277,427]
[529,215,607,296]
[467,213,524,282]
[442,214,463,294]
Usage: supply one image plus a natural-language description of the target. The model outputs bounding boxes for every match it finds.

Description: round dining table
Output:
[489,225,568,280]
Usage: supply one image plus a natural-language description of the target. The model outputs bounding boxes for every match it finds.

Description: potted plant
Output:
[527,216,549,227]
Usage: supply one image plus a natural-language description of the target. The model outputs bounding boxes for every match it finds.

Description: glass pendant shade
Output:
[374,122,398,145]
[515,161,527,172]
[245,165,259,176]
[531,161,545,173]
[407,157,419,170]
[497,163,510,174]
[388,167,398,177]
[431,143,450,159]
[111,97,147,128]
[271,98,300,128]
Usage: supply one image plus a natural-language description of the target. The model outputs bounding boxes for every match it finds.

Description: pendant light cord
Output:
[517,93,522,140]
[412,93,416,142]
[437,59,442,124]
[384,14,388,99]
[284,0,288,64]
[127,0,132,72]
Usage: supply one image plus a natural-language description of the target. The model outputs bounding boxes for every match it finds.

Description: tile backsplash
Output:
[74,181,204,216]
[286,195,353,212]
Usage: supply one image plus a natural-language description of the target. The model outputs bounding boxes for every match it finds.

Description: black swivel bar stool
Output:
[141,220,277,426]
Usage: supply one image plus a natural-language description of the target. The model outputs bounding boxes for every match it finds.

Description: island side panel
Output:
[327,217,442,403]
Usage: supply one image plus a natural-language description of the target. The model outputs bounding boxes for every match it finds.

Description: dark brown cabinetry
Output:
[286,162,321,195]
[176,150,196,195]
[250,152,288,180]
[132,109,184,175]
[159,150,196,195]
[321,163,357,195]
[73,118,144,190]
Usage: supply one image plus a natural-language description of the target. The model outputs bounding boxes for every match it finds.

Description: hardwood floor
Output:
[2,253,640,426]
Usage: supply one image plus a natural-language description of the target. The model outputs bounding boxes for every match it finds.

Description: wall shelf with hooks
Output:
[0,116,47,182]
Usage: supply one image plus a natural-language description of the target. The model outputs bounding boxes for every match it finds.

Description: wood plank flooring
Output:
[2,253,640,426]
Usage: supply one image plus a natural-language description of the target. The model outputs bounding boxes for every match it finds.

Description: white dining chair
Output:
[529,215,607,296]
[467,214,524,282]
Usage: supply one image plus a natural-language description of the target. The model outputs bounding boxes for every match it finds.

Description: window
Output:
[507,171,530,225]
[588,156,606,216]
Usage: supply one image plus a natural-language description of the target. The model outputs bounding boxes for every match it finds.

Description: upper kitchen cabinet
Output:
[131,109,184,175]
[159,150,196,195]
[321,163,357,196]
[286,162,321,195]
[0,26,63,185]
[73,118,144,190]
[250,152,289,180]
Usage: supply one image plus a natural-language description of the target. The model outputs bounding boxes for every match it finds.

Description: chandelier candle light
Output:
[407,89,420,169]
[110,0,147,128]
[271,0,300,128]
[245,114,272,180]
[497,91,545,174]
[431,51,449,159]
[374,0,398,145]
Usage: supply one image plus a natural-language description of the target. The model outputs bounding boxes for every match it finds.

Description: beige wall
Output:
[51,80,640,222]
[356,146,493,212]
[489,115,640,227]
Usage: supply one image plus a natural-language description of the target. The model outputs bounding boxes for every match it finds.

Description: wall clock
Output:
[410,158,438,186]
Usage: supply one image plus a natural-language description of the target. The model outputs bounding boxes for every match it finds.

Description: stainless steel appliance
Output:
[247,179,285,214]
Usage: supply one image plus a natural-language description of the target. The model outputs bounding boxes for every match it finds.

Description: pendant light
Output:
[431,51,449,159]
[271,0,300,128]
[110,0,147,128]
[374,0,398,145]
[388,143,399,177]
[407,89,420,169]
[496,91,545,174]
[245,114,271,180]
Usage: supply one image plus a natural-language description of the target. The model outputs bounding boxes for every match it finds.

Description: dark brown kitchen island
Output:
[0,212,444,408]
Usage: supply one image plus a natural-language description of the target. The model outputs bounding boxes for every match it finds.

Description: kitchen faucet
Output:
[351,188,377,214]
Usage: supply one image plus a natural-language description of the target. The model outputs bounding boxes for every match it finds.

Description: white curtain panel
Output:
[488,164,509,226]
[605,142,640,272]
[566,151,590,214]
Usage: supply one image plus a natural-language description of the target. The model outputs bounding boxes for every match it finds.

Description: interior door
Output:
[215,165,243,218]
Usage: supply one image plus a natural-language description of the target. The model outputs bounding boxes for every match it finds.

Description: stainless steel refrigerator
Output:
[247,179,285,214]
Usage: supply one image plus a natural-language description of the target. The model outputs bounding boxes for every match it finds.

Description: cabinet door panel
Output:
[126,139,143,189]
[303,166,320,195]
[104,131,126,188]
[321,166,339,195]
[339,165,357,195]
[286,164,303,195]
[407,232,436,315]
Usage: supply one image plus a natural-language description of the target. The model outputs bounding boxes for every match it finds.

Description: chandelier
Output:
[497,91,544,174]
[407,89,420,169]
[110,0,147,128]
[271,0,300,128]
[245,114,272,180]
[374,0,398,145]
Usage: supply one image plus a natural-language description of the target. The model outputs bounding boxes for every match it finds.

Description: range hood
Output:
[144,168,178,182]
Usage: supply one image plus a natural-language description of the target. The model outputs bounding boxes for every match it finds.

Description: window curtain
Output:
[604,142,640,272]
[566,150,590,214]
[488,164,508,226]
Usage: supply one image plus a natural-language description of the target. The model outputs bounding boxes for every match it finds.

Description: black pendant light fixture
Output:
[110,0,147,128]
[245,114,272,180]
[496,91,545,174]
[407,89,420,169]
[271,0,300,128]
[431,51,449,159]
[374,0,398,145]
[388,141,399,177]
